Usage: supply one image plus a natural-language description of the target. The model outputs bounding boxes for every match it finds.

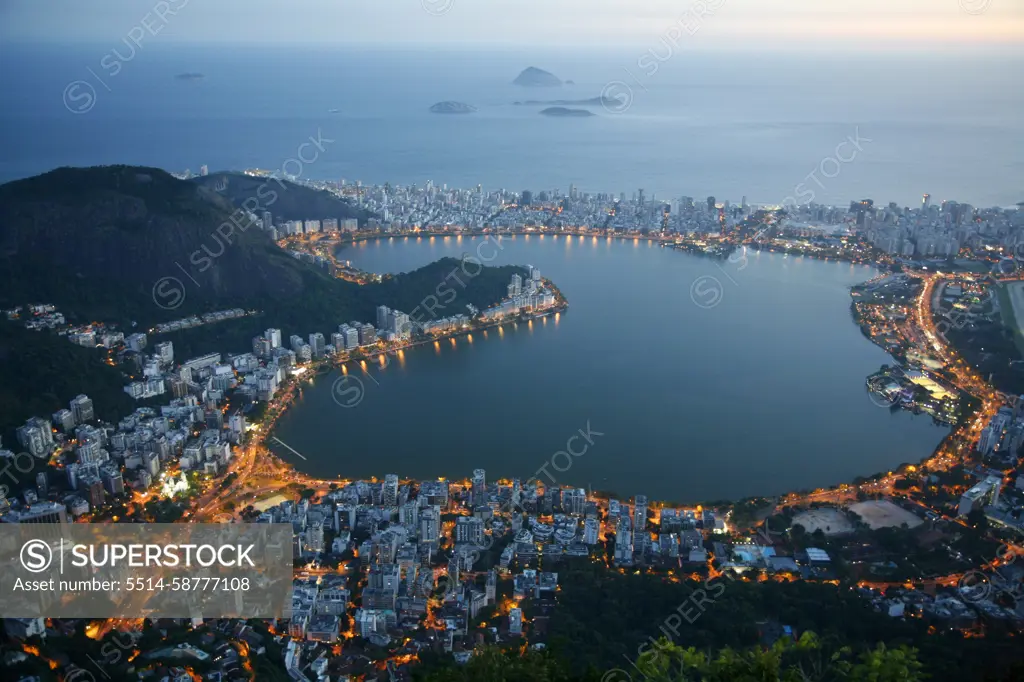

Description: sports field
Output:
[849,500,923,530]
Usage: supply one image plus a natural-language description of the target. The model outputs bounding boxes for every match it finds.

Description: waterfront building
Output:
[383,474,399,507]
[309,332,326,359]
[343,327,359,350]
[359,324,377,346]
[471,469,486,505]
[632,494,648,548]
[561,488,586,516]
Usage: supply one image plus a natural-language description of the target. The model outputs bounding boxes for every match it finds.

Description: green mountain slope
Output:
[0,165,527,427]
[191,171,375,225]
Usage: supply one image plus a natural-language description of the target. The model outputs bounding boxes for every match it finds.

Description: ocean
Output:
[0,43,1021,207]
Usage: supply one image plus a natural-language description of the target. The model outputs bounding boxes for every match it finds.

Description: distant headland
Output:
[513,67,562,87]
[174,72,205,81]
[540,107,594,118]
[429,101,478,114]
[515,95,620,107]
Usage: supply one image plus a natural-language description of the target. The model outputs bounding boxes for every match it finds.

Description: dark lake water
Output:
[272,235,947,503]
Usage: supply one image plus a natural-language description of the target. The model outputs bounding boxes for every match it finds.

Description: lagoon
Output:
[272,235,946,502]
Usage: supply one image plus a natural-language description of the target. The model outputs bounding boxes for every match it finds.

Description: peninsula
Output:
[540,107,594,118]
[514,95,620,107]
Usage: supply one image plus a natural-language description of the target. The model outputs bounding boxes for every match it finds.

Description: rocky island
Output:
[540,107,594,118]
[513,67,562,87]
[429,101,477,114]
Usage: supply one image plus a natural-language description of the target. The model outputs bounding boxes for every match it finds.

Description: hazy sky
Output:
[3,0,1023,47]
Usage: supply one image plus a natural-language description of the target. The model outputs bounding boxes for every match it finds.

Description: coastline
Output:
[332,227,891,270]
[325,300,567,371]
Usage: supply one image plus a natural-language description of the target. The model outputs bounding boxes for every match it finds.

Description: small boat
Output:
[328,108,340,114]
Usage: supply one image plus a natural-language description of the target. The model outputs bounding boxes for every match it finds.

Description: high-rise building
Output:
[79,474,105,509]
[455,517,485,545]
[376,306,391,330]
[52,409,75,433]
[253,335,271,358]
[262,211,273,230]
[265,328,282,349]
[419,507,440,543]
[391,311,410,338]
[70,394,94,423]
[561,488,587,516]
[706,196,716,212]
[126,333,147,352]
[977,426,997,455]
[17,417,54,458]
[383,474,399,507]
[101,465,124,495]
[447,556,460,587]
[154,341,174,366]
[957,476,1002,516]
[632,494,648,548]
[614,514,633,565]
[486,569,497,604]
[922,193,931,210]
[358,324,376,346]
[509,607,523,635]
[309,333,326,358]
[343,327,359,350]
[306,521,325,553]
[472,469,486,504]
